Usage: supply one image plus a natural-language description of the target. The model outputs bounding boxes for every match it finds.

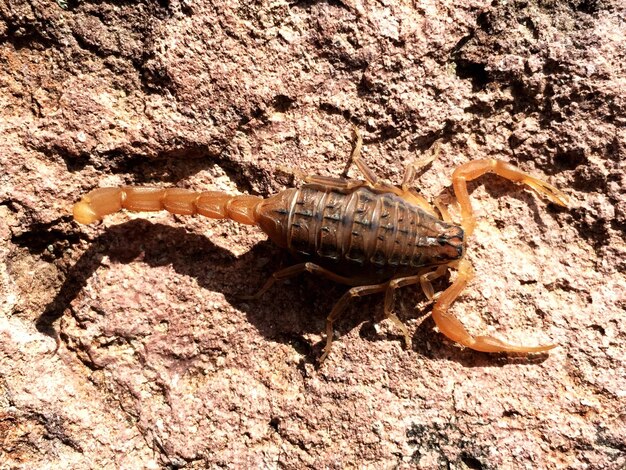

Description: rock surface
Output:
[1,0,624,468]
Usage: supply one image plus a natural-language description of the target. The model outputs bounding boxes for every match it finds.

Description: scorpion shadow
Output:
[37,219,339,363]
[38,219,551,367]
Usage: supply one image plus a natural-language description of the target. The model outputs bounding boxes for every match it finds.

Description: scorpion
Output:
[73,129,568,363]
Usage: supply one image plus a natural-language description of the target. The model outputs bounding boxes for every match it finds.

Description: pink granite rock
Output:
[0,0,624,468]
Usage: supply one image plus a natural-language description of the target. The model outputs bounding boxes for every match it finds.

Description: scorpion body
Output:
[73,129,568,363]
[257,185,465,275]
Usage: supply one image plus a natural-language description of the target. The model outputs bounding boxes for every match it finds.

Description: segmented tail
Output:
[73,187,263,225]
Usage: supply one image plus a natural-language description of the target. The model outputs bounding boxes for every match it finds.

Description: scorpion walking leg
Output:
[419,265,448,301]
[320,282,389,363]
[382,266,450,348]
[452,159,569,235]
[383,276,423,348]
[432,260,556,353]
[303,175,368,192]
[401,141,440,192]
[243,262,366,300]
[395,143,441,218]
[398,190,439,218]
[433,197,452,222]
[345,127,439,218]
[344,126,379,185]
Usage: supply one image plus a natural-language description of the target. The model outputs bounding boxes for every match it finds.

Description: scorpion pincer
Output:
[73,129,568,363]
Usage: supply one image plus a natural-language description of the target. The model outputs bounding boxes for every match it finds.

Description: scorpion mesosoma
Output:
[73,130,568,363]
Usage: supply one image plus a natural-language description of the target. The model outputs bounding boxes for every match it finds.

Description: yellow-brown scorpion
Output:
[73,129,568,362]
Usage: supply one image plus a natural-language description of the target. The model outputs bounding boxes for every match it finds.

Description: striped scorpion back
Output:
[255,185,464,272]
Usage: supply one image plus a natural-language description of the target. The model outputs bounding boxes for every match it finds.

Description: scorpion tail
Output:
[73,187,263,226]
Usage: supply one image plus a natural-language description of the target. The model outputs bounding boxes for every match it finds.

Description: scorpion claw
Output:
[469,335,557,353]
[523,178,570,208]
[432,260,555,354]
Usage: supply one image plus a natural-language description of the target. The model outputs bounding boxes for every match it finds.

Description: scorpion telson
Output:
[73,129,569,363]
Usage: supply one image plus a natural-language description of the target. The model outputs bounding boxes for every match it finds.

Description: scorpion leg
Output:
[276,167,366,191]
[345,126,414,195]
[382,266,450,348]
[419,265,448,301]
[433,196,452,222]
[242,262,366,300]
[344,125,379,185]
[246,259,389,363]
[303,175,368,192]
[432,259,556,353]
[383,275,422,348]
[320,282,389,363]
[346,127,440,218]
[394,141,442,217]
[401,141,440,192]
[398,189,439,218]
[452,158,569,235]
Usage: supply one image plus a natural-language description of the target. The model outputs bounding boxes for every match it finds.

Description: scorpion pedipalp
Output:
[431,259,556,354]
[452,158,569,236]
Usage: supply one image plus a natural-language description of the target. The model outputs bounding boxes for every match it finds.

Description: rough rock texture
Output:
[1,0,624,468]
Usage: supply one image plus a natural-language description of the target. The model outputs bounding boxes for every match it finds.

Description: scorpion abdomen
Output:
[256,185,464,270]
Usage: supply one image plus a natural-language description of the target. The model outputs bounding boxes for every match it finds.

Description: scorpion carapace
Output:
[73,129,569,363]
